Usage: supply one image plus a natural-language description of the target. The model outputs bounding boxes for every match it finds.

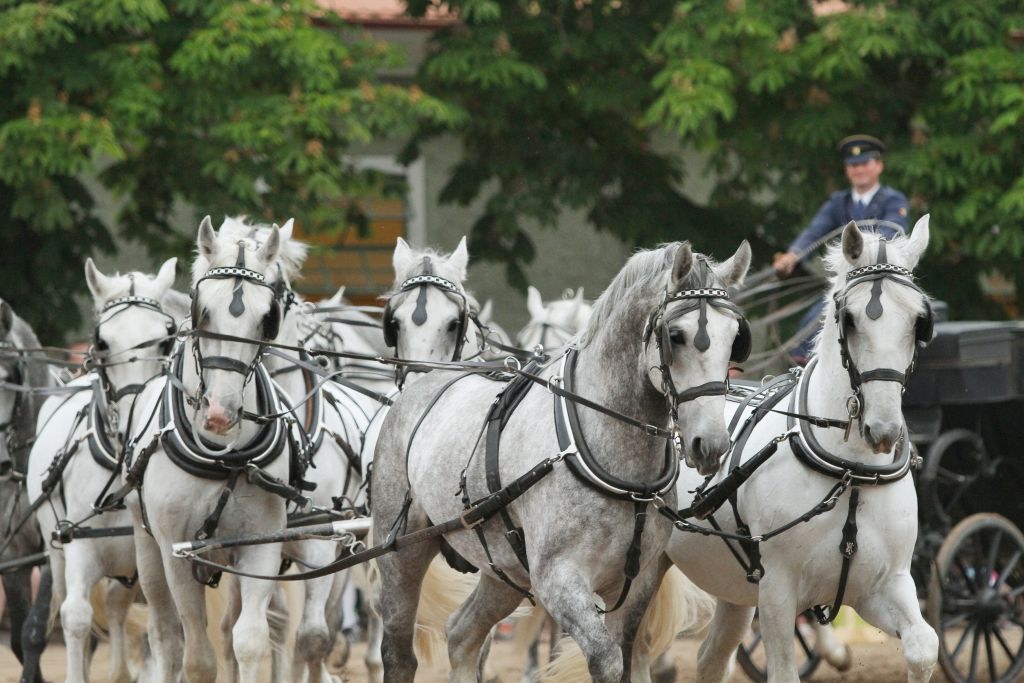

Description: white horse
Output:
[27,257,183,683]
[658,218,939,682]
[517,286,592,352]
[125,216,314,683]
[371,240,751,683]
[206,217,380,683]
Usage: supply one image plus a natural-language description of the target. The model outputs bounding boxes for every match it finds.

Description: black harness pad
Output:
[438,535,478,574]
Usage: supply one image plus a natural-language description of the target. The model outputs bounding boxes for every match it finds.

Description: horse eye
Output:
[669,330,686,345]
[447,319,459,333]
[844,313,856,331]
[95,337,109,352]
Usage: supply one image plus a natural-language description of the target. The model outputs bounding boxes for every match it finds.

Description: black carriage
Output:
[905,320,1024,683]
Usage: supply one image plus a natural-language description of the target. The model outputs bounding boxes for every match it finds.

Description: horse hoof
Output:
[832,644,854,672]
[653,666,677,683]
[327,635,350,671]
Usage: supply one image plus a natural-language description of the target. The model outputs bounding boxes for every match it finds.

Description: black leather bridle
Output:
[189,245,287,398]
[382,265,470,386]
[642,284,751,419]
[832,239,933,429]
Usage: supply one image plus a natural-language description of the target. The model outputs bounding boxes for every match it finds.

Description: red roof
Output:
[319,0,456,28]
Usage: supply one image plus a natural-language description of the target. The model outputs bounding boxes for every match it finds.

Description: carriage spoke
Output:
[1008,584,1024,600]
[952,622,978,663]
[957,557,980,592]
[943,612,971,630]
[984,623,1000,682]
[996,550,1022,589]
[985,530,1004,584]
[967,623,982,683]
[992,624,1018,662]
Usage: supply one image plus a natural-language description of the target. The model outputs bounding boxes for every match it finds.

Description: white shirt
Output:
[852,184,880,206]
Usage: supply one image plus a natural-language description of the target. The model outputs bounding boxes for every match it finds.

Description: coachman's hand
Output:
[772,252,799,278]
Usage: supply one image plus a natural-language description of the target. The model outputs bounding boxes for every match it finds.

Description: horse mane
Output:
[579,242,719,347]
[200,216,309,283]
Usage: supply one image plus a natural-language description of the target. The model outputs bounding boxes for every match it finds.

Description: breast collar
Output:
[87,383,120,472]
[787,358,912,485]
[159,348,289,480]
[553,349,678,500]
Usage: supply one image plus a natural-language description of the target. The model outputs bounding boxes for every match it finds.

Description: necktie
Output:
[851,198,866,220]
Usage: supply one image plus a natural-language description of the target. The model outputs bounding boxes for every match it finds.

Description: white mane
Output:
[193,216,308,283]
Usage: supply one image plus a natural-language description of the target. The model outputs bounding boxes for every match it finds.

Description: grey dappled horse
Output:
[371,240,751,683]
[0,299,56,683]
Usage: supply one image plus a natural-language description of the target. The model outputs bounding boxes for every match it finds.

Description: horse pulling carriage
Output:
[0,212,1018,683]
[732,258,1024,683]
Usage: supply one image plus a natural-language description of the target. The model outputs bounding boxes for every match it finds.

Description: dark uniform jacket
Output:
[789,185,909,256]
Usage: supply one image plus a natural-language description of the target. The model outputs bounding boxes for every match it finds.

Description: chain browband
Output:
[202,266,267,282]
[845,263,914,281]
[397,274,460,293]
[102,295,163,313]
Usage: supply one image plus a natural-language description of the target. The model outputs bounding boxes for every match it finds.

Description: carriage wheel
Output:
[919,429,987,532]
[736,610,822,682]
[926,513,1024,683]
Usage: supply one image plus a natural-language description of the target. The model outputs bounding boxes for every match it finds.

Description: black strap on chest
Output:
[813,486,860,625]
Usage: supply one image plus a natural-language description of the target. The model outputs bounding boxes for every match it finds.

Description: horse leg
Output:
[606,558,669,683]
[363,570,384,683]
[533,561,622,683]
[323,568,350,671]
[292,540,336,683]
[693,601,755,683]
[160,549,217,683]
[374,538,439,683]
[4,567,41,683]
[812,621,852,671]
[446,573,524,683]
[60,548,106,683]
[220,575,242,683]
[268,584,291,683]
[233,542,284,683]
[104,579,138,683]
[854,574,938,683]
[19,563,51,683]
[133,529,183,683]
[757,582,801,683]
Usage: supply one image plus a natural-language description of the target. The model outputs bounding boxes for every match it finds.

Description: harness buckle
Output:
[504,356,522,373]
[546,375,563,394]
[459,510,485,530]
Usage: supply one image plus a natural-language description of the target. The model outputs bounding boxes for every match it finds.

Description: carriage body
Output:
[903,320,1024,683]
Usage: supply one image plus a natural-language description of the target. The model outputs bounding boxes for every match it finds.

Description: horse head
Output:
[189,215,299,440]
[820,215,931,454]
[517,286,592,351]
[383,236,472,374]
[85,257,180,426]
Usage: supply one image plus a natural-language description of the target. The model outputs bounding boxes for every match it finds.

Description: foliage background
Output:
[0,0,457,340]
[405,0,1024,318]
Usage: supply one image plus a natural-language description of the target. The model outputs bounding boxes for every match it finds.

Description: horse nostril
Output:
[691,437,703,457]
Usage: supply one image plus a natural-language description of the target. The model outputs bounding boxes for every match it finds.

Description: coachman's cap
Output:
[837,134,885,164]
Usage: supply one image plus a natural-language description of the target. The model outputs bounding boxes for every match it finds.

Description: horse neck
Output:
[571,311,668,482]
[181,337,263,446]
[805,317,887,462]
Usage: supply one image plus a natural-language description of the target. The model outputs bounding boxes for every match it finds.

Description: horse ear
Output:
[479,299,493,323]
[0,301,12,339]
[393,237,414,276]
[447,236,469,281]
[153,257,177,294]
[279,218,295,243]
[712,240,752,287]
[526,286,545,319]
[84,257,112,301]
[328,286,346,306]
[197,216,217,259]
[671,242,694,289]
[904,214,930,269]
[257,226,281,264]
[841,221,864,262]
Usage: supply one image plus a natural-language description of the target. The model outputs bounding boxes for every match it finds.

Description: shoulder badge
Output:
[898,207,907,217]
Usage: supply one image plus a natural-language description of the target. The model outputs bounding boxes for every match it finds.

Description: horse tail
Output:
[540,566,714,683]
[410,557,480,667]
[511,604,548,653]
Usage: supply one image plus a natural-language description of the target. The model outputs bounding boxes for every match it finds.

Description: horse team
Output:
[0,213,938,683]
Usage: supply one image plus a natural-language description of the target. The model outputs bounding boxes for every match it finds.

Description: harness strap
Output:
[600,500,648,614]
[192,468,242,587]
[813,487,860,625]
[176,456,558,582]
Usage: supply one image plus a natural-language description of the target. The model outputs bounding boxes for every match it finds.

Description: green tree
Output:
[405,0,1024,317]
[0,0,458,341]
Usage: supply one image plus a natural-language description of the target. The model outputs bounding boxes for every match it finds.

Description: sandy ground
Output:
[0,629,928,682]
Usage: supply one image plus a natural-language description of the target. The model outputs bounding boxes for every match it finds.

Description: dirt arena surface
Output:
[0,630,939,682]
